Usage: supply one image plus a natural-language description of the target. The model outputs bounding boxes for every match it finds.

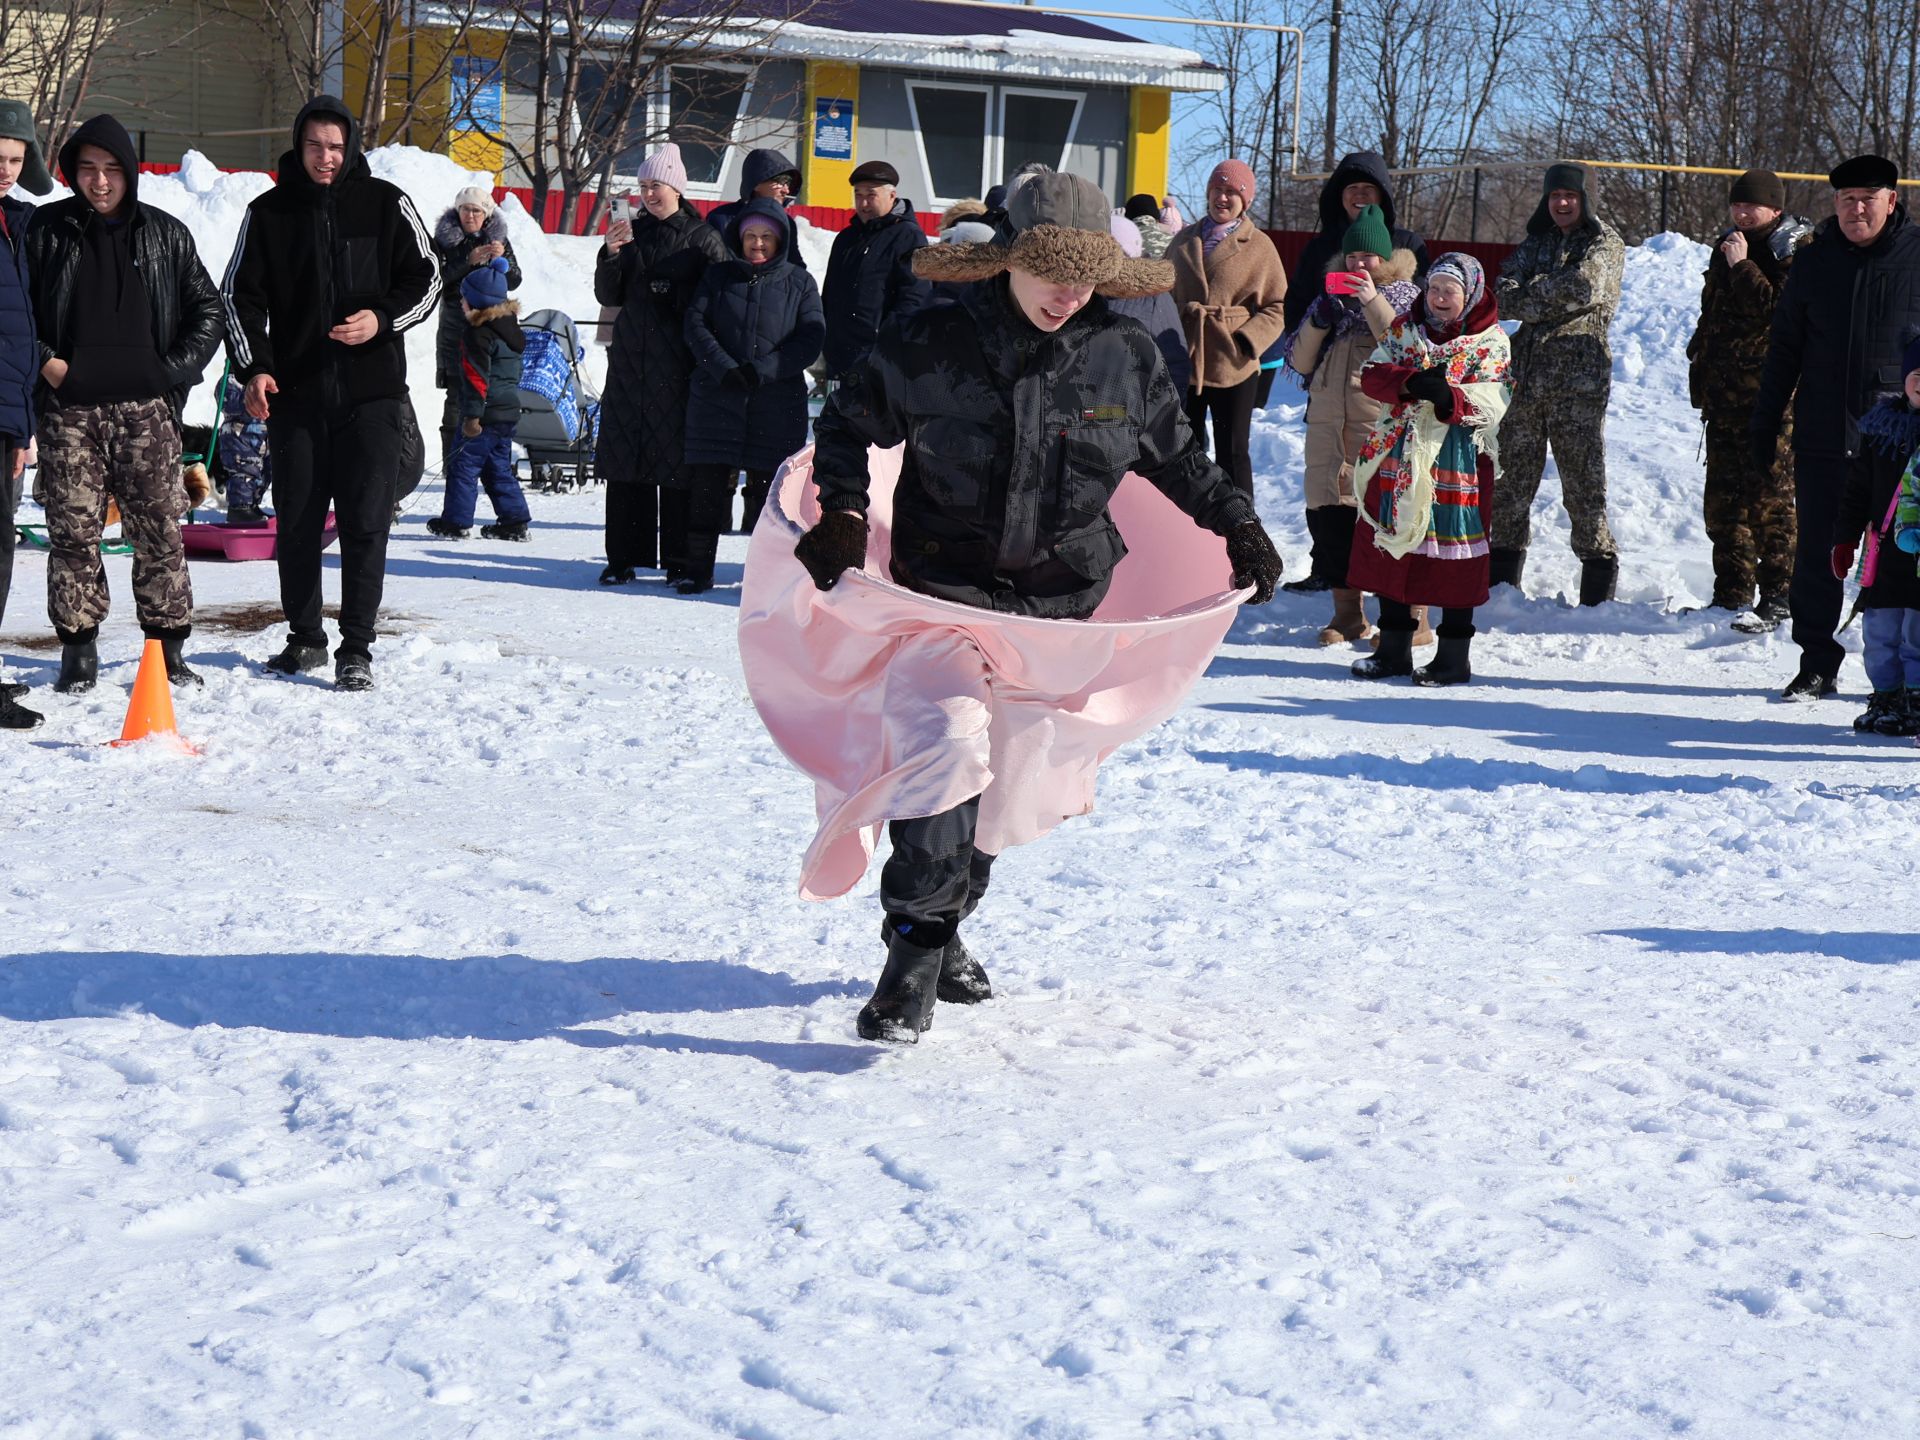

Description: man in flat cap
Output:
[1752,154,1920,700]
[0,98,52,729]
[821,158,930,385]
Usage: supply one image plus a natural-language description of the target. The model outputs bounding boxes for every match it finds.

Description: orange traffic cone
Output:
[110,639,195,752]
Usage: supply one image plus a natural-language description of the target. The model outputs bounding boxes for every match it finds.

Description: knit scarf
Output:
[1353,316,1513,560]
[1200,216,1241,255]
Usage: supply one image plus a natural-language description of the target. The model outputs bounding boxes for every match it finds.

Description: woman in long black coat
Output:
[679,198,824,593]
[593,146,728,584]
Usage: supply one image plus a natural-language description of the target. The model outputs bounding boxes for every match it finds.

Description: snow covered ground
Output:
[2,156,1917,1438]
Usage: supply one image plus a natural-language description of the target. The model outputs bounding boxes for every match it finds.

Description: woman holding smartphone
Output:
[593,144,728,585]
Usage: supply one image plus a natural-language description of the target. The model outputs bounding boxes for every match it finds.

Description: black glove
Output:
[724,365,761,392]
[1403,367,1455,417]
[794,510,869,591]
[1225,521,1283,605]
[1748,425,1778,469]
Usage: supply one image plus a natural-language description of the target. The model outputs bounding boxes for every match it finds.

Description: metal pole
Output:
[1324,0,1343,170]
[1471,166,1481,242]
[1269,29,1282,225]
[1659,170,1669,233]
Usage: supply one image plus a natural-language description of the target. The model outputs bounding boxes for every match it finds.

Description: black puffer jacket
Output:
[594,199,728,487]
[221,96,440,410]
[707,149,807,270]
[821,197,930,377]
[683,199,824,473]
[814,277,1257,618]
[25,116,224,426]
[1753,203,1920,458]
[1284,151,1430,334]
[0,195,37,444]
[433,207,520,387]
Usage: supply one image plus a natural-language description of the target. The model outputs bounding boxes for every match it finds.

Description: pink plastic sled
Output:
[181,513,338,562]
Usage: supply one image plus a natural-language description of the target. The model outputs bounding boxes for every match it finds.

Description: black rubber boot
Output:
[55,638,98,695]
[265,639,329,676]
[1352,624,1414,679]
[857,929,946,1043]
[1487,547,1526,591]
[1282,508,1335,594]
[159,635,203,688]
[1413,634,1473,687]
[1578,555,1618,607]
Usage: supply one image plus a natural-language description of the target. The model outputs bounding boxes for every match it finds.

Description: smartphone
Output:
[612,195,633,224]
[1324,271,1366,296]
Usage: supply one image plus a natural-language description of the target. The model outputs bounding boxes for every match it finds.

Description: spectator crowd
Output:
[2,94,1919,752]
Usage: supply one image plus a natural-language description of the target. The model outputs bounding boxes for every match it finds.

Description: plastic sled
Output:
[181,512,338,562]
[15,523,133,556]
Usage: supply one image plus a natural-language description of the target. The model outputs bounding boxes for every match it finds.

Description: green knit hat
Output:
[1339,203,1392,259]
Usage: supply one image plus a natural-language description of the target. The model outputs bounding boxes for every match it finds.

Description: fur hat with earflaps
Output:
[913,171,1174,299]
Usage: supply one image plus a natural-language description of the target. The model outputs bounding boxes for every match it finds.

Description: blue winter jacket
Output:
[683,199,825,472]
[0,195,36,445]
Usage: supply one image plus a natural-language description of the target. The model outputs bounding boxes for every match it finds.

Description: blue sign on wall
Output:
[813,97,854,161]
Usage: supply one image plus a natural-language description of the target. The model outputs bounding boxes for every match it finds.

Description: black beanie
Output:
[1123,193,1160,221]
[1728,169,1785,210]
[1829,154,1899,191]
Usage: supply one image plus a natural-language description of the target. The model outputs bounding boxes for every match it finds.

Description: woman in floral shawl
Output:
[1347,253,1512,685]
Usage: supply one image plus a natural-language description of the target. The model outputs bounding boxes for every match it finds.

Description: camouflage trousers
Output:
[40,398,191,642]
[1702,420,1795,608]
[1489,387,1619,559]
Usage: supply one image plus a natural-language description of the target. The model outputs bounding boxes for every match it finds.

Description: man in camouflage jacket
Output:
[1685,169,1811,626]
[1491,163,1626,605]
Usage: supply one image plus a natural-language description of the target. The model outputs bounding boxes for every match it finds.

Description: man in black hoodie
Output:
[222,96,440,691]
[1751,154,1920,701]
[707,149,807,270]
[25,113,224,695]
[1282,151,1430,336]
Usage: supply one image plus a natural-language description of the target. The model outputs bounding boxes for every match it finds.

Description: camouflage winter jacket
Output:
[1686,217,1813,424]
[1494,217,1625,399]
[812,276,1255,619]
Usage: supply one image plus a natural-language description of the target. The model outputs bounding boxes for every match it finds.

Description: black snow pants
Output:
[880,795,996,947]
[268,394,403,657]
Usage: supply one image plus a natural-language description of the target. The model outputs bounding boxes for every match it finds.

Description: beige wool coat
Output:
[1288,248,1419,507]
[1169,221,1289,391]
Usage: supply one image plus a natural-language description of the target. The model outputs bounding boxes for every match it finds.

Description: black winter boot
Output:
[1578,555,1619,606]
[426,516,470,539]
[858,929,946,1043]
[55,638,98,695]
[1352,624,1414,679]
[599,564,635,586]
[1487,547,1526,591]
[938,935,993,1004]
[265,639,329,676]
[481,520,530,542]
[0,690,42,730]
[1413,634,1473,687]
[1883,690,1920,738]
[1856,690,1902,733]
[159,636,203,688]
[334,650,374,692]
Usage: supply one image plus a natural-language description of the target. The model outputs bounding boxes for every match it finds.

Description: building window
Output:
[670,66,751,188]
[907,81,991,204]
[999,89,1083,179]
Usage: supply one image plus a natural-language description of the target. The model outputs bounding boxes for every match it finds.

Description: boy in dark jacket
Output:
[26,112,225,694]
[1831,338,1920,736]
[0,97,52,730]
[429,257,530,541]
[222,95,440,692]
[799,172,1283,1042]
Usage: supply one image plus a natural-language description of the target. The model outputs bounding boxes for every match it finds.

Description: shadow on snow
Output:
[1605,928,1915,966]
[0,951,878,1073]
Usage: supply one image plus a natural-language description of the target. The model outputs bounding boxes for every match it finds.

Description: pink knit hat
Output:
[635,143,688,194]
[1208,159,1256,202]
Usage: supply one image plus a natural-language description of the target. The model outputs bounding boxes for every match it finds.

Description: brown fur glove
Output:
[1225,521,1283,605]
[794,510,870,591]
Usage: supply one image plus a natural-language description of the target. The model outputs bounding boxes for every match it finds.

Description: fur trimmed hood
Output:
[913,223,1174,298]
[464,299,521,326]
[436,206,509,250]
[1325,247,1417,286]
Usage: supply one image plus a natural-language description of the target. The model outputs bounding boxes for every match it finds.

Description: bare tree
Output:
[1174,0,1322,228]
[0,0,186,157]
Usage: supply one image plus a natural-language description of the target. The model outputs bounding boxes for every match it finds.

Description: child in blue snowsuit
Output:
[218,374,272,525]
[429,256,532,541]
[1833,335,1920,737]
